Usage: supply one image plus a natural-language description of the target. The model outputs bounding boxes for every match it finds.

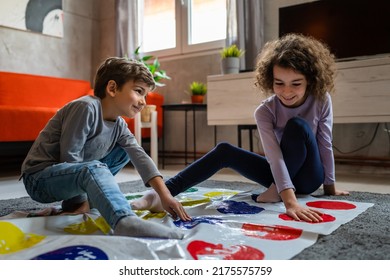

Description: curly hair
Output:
[93,57,156,99]
[255,33,336,100]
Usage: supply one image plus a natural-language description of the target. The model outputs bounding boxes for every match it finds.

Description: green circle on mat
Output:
[125,194,143,200]
[185,187,198,193]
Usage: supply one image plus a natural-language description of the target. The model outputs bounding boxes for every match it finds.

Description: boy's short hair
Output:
[93,57,156,99]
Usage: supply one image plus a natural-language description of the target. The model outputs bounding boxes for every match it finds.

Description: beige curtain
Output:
[115,0,139,57]
[226,0,264,71]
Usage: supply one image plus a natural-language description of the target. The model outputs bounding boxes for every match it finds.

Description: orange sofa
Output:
[0,71,163,145]
[0,71,93,142]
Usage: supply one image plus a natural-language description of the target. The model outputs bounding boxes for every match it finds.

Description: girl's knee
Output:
[286,117,309,129]
[285,117,311,136]
[215,142,235,153]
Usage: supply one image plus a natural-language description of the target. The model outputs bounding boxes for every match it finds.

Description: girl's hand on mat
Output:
[324,184,349,196]
[286,204,324,223]
[280,189,323,222]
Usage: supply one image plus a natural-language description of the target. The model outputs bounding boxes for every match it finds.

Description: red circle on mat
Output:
[306,200,356,210]
[279,213,336,223]
[187,240,264,260]
[241,223,302,240]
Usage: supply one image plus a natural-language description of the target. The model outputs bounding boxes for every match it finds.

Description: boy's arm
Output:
[148,176,191,221]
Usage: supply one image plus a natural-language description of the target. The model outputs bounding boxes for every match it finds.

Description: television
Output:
[279,0,390,61]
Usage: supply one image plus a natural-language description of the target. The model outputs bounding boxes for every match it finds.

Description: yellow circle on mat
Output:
[134,210,167,220]
[203,191,238,198]
[64,216,111,235]
[181,198,210,207]
[0,221,45,254]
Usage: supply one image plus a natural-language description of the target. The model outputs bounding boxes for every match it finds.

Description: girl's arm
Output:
[317,95,349,196]
[255,103,296,194]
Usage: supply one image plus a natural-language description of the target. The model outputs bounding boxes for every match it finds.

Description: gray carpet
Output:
[1,179,389,260]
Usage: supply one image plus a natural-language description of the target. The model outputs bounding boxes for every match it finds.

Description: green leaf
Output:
[129,45,171,87]
[189,81,207,95]
[220,44,245,58]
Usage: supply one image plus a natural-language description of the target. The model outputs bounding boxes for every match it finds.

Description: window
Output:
[138,0,226,57]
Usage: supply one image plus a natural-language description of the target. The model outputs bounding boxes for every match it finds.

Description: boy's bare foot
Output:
[257,183,281,203]
[130,190,164,212]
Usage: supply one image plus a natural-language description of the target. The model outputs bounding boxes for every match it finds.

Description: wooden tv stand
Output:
[207,56,390,126]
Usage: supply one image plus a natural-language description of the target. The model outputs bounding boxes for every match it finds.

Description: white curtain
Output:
[115,0,139,57]
[226,0,265,71]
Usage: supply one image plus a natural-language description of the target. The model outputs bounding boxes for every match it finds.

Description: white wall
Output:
[0,0,102,83]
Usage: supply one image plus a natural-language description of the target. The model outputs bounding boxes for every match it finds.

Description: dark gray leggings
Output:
[166,117,325,196]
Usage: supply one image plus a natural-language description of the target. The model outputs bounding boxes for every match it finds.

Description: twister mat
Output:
[0,187,373,260]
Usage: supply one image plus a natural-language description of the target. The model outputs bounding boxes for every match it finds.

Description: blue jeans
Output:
[166,117,324,196]
[23,145,134,228]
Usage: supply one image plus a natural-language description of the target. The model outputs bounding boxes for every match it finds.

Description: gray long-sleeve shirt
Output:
[254,93,335,194]
[21,95,160,185]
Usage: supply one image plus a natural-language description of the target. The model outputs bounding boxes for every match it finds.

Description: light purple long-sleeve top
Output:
[254,93,335,194]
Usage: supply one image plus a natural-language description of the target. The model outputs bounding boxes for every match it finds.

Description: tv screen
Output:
[279,0,390,60]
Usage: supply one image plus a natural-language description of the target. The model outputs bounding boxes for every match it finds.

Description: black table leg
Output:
[193,108,196,161]
[185,109,188,165]
[162,108,166,168]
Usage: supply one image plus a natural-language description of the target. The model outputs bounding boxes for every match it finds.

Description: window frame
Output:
[139,0,226,58]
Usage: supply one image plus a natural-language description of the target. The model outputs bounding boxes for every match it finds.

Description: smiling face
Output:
[103,79,150,121]
[273,65,308,108]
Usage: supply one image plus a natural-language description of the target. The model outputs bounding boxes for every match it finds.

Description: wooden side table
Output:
[162,104,213,168]
[134,110,158,166]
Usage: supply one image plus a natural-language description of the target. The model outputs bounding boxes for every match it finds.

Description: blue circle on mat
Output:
[31,245,109,260]
[217,200,264,214]
[174,216,223,229]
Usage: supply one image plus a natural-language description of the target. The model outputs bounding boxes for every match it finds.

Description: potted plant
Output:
[129,46,171,121]
[220,44,245,74]
[189,81,207,104]
[132,46,171,87]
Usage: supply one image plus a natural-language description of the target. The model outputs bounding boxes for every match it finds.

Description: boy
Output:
[21,57,190,239]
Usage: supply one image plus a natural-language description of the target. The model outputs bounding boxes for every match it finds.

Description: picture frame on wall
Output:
[0,0,63,38]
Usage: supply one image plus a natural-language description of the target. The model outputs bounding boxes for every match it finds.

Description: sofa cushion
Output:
[0,71,91,108]
[0,105,58,141]
[0,71,92,142]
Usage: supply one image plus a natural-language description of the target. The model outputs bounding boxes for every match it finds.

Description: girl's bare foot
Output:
[257,183,281,203]
[130,190,164,212]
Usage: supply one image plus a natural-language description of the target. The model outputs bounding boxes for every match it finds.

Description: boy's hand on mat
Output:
[160,194,191,221]
[147,176,191,221]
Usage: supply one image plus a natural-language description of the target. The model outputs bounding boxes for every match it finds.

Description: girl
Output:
[132,33,349,222]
